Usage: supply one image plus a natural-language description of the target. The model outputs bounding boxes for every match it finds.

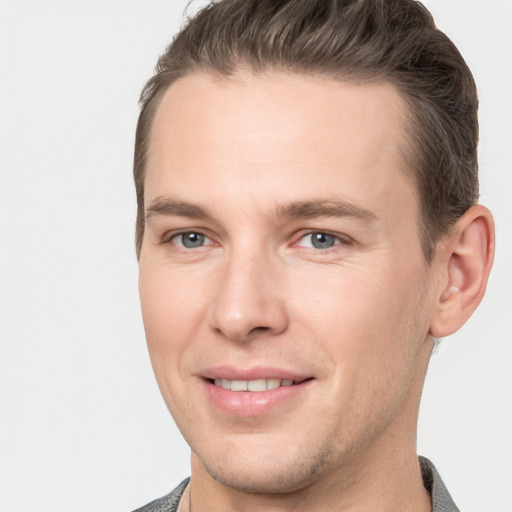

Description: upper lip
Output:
[200,365,312,382]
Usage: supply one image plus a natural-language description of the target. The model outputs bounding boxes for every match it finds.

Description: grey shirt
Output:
[132,457,459,512]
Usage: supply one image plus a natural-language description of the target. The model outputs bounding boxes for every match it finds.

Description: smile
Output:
[212,378,297,392]
[203,374,314,416]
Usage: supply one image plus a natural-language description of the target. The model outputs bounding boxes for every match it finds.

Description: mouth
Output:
[202,373,315,416]
[207,377,312,392]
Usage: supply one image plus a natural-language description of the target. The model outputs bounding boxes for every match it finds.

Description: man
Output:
[132,0,494,510]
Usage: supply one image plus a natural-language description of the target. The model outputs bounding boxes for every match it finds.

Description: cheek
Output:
[138,265,208,378]
[293,264,429,437]
[289,259,429,373]
[138,265,212,426]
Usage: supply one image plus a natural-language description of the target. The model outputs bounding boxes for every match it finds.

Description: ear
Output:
[429,205,495,338]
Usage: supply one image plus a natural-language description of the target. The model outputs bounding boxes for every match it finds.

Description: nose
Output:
[209,251,288,342]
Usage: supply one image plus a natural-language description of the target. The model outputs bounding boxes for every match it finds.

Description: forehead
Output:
[149,71,410,161]
[146,72,417,224]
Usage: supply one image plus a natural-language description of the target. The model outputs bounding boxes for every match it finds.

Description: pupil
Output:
[312,232,335,249]
[183,233,204,248]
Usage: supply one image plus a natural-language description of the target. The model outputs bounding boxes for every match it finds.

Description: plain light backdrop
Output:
[1,1,511,511]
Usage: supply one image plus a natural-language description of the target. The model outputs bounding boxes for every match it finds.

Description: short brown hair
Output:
[134,0,479,262]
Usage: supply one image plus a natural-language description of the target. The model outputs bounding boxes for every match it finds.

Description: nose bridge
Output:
[209,242,287,341]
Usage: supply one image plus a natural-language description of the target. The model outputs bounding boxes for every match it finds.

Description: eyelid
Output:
[163,228,217,247]
[160,227,353,250]
[292,229,354,250]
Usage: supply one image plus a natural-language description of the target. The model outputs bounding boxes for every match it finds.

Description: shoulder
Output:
[131,478,190,512]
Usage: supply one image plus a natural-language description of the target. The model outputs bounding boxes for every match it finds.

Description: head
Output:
[134,0,494,499]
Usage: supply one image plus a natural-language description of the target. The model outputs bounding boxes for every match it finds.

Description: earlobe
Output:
[429,205,495,338]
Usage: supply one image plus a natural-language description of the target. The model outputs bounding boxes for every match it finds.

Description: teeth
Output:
[266,378,280,390]
[213,378,296,392]
[248,379,266,392]
[231,380,248,391]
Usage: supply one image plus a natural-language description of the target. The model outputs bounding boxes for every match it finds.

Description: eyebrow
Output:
[146,196,210,220]
[275,200,377,222]
[145,196,377,223]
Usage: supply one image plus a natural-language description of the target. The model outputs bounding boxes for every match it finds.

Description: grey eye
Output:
[178,232,206,248]
[310,232,338,249]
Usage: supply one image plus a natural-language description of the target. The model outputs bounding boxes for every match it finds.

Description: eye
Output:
[171,232,210,249]
[296,231,347,250]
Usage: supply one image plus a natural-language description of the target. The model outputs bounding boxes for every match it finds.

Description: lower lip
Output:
[202,379,314,417]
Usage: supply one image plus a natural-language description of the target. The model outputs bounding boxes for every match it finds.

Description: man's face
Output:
[139,72,437,493]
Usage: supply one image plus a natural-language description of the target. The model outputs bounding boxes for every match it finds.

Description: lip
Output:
[201,365,311,382]
[200,366,315,417]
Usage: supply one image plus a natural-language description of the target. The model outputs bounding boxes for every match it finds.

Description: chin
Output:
[195,440,337,494]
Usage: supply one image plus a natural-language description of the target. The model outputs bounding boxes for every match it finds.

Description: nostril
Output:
[250,326,271,334]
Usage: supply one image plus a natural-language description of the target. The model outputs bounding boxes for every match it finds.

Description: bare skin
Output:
[138,72,494,511]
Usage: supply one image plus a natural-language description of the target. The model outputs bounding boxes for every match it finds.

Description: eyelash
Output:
[293,230,353,251]
[163,229,352,253]
[164,230,216,249]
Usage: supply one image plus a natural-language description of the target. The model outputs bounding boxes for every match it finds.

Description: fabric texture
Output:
[132,478,189,512]
[132,457,459,512]
[420,457,460,512]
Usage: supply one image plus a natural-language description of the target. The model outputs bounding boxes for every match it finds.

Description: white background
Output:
[1,1,511,511]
